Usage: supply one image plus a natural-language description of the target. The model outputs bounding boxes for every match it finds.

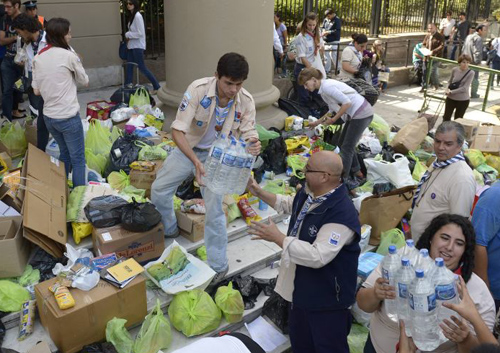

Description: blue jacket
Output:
[288,185,360,310]
[322,16,341,43]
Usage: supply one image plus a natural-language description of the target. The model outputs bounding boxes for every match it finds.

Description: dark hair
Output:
[352,33,368,44]
[446,11,452,16]
[325,8,335,16]
[216,52,249,81]
[274,13,281,21]
[298,67,323,85]
[471,344,500,353]
[45,18,70,50]
[477,24,485,32]
[127,0,140,26]
[416,214,475,283]
[11,12,40,32]
[3,0,21,8]
[459,11,466,17]
[457,53,472,63]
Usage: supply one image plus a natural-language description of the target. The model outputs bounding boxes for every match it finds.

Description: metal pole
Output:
[406,39,411,67]
[370,0,382,36]
[483,73,493,112]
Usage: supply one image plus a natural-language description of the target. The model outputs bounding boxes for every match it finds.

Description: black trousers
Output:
[443,97,469,121]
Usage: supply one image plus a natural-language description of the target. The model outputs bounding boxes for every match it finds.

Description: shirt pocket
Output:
[192,107,210,129]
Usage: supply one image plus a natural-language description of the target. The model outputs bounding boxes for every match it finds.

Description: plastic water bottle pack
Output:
[395,257,414,336]
[381,245,400,322]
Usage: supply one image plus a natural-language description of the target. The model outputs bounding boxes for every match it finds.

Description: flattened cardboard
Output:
[35,277,147,353]
[25,121,37,147]
[455,118,480,141]
[0,215,30,278]
[22,144,67,257]
[472,125,500,155]
[92,223,165,263]
[27,342,52,353]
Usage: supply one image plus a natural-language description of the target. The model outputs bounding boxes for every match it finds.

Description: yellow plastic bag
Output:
[485,154,500,174]
[408,152,427,182]
[465,149,486,168]
[285,136,310,153]
[71,222,93,245]
[287,154,309,179]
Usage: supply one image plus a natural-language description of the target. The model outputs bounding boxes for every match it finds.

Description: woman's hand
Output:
[374,277,396,301]
[442,276,479,323]
[308,119,322,128]
[440,316,470,343]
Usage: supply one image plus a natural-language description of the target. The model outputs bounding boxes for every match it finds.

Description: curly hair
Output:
[415,214,475,283]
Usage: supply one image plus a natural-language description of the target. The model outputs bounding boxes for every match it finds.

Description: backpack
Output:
[335,77,380,106]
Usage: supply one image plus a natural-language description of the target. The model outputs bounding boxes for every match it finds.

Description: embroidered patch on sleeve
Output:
[179,97,189,111]
[329,232,341,246]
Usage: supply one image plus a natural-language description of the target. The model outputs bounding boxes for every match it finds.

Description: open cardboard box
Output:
[129,160,163,198]
[471,125,500,155]
[0,215,30,278]
[21,144,67,258]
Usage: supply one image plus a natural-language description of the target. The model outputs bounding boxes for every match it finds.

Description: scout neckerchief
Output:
[289,185,341,238]
[32,30,44,56]
[412,151,465,208]
[214,95,234,133]
[306,31,318,55]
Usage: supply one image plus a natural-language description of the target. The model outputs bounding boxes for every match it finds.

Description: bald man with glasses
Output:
[246,150,361,353]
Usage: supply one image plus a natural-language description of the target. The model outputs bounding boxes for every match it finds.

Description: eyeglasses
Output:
[303,167,332,176]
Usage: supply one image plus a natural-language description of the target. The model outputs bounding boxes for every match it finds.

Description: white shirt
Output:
[273,24,283,55]
[440,17,456,37]
[493,37,500,58]
[25,31,47,76]
[318,79,373,120]
[125,12,146,50]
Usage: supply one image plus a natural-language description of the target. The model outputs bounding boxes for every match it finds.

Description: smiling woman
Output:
[356,214,496,353]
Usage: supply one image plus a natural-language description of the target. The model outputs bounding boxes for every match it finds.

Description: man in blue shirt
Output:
[321,8,341,75]
[472,182,500,311]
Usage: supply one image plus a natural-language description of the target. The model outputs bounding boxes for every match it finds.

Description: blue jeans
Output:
[151,148,228,272]
[44,113,86,187]
[125,49,160,90]
[1,56,22,120]
[27,71,49,151]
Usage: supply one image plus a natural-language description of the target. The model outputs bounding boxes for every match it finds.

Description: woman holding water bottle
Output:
[356,214,495,353]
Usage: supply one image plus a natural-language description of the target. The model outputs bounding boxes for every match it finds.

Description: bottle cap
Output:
[401,258,410,266]
[415,269,424,278]
[406,239,414,247]
[419,249,429,257]
[435,257,444,266]
[388,245,397,254]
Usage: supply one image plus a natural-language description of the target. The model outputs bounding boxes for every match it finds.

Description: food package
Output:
[146,246,190,282]
[237,196,262,225]
[180,199,206,214]
[48,282,75,310]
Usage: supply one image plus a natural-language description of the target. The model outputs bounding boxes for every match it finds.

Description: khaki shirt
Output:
[171,77,258,147]
[272,191,355,302]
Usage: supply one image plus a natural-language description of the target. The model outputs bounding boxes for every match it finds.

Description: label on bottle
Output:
[409,292,436,312]
[221,153,236,166]
[234,156,246,168]
[211,146,223,159]
[435,283,457,301]
[382,268,393,282]
[244,157,253,168]
[398,283,408,299]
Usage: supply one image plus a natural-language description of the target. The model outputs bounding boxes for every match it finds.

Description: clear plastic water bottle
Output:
[399,239,419,267]
[230,141,247,194]
[415,249,434,276]
[204,133,227,186]
[211,138,238,195]
[434,258,460,325]
[235,142,255,195]
[382,245,401,322]
[409,269,440,351]
[395,257,415,337]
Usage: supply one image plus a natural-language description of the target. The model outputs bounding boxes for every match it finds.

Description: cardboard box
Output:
[129,160,163,198]
[28,342,52,353]
[21,144,67,258]
[471,125,500,154]
[0,152,12,171]
[455,118,480,141]
[0,215,30,277]
[92,223,165,263]
[25,121,37,147]
[175,203,228,242]
[35,277,147,353]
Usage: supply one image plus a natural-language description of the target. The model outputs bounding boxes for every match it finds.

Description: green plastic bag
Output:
[168,289,222,337]
[108,170,130,191]
[263,179,294,195]
[18,265,40,287]
[476,163,499,181]
[413,149,433,163]
[215,282,244,323]
[120,185,147,202]
[137,141,168,161]
[347,323,370,353]
[465,149,486,168]
[133,299,172,353]
[0,280,30,312]
[85,148,108,175]
[256,124,280,150]
[376,229,406,256]
[0,122,27,158]
[129,87,150,107]
[473,169,485,186]
[111,126,122,143]
[227,202,242,223]
[196,246,207,261]
[287,154,308,179]
[67,186,87,222]
[408,152,427,182]
[369,114,390,143]
[85,120,113,156]
[354,181,374,194]
[106,317,134,353]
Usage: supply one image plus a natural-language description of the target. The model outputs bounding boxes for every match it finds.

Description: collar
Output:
[206,77,241,105]
[304,183,342,200]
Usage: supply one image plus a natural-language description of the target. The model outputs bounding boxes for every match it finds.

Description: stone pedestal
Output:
[157,0,287,130]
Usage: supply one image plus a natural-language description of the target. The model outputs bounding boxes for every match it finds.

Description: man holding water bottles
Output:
[151,52,261,284]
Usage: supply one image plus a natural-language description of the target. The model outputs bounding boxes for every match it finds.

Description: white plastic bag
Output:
[353,192,373,213]
[111,107,135,123]
[364,153,415,188]
[144,240,216,295]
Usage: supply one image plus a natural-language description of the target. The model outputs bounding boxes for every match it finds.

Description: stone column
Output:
[157,0,287,130]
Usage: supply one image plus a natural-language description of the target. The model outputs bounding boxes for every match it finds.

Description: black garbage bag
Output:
[381,142,395,162]
[261,128,287,175]
[81,342,118,353]
[373,182,395,195]
[278,98,311,119]
[323,123,344,147]
[288,175,305,189]
[262,291,290,334]
[30,247,62,279]
[84,195,129,228]
[121,199,162,232]
[0,320,5,347]
[255,277,277,297]
[232,275,262,310]
[105,135,152,177]
[175,176,201,200]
